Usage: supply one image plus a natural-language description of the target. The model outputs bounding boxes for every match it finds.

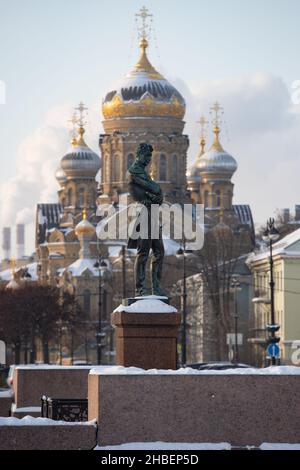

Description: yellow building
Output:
[247,228,300,365]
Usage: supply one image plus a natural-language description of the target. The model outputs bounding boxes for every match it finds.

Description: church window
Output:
[113,154,120,182]
[159,154,167,181]
[83,289,91,314]
[78,188,85,207]
[172,155,177,182]
[204,190,209,207]
[127,153,134,169]
[216,190,221,207]
[67,188,73,206]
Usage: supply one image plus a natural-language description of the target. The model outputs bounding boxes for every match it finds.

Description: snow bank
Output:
[90,365,300,376]
[95,442,231,450]
[0,416,96,426]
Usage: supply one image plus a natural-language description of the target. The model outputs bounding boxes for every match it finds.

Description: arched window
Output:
[216,190,221,207]
[78,188,85,207]
[127,153,134,169]
[67,188,73,206]
[172,155,177,182]
[113,154,120,182]
[83,289,91,314]
[204,190,209,207]
[159,154,167,181]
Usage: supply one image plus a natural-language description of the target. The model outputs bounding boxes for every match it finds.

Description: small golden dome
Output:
[75,209,95,237]
[102,39,185,120]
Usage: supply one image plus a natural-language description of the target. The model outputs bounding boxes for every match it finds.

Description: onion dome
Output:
[187,137,206,184]
[75,209,95,237]
[198,127,237,177]
[102,38,186,120]
[55,166,67,186]
[60,127,101,179]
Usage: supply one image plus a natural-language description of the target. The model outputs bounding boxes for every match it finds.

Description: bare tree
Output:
[197,223,251,360]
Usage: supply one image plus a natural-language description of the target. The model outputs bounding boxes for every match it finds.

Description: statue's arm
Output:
[131,174,161,195]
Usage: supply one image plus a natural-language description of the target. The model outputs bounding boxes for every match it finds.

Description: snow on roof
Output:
[248,227,300,264]
[90,365,300,376]
[0,262,38,282]
[62,258,99,277]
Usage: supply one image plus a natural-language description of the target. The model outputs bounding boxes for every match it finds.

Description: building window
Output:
[83,289,91,314]
[67,188,73,206]
[159,154,167,181]
[216,190,221,207]
[172,155,177,182]
[127,153,134,169]
[78,188,85,207]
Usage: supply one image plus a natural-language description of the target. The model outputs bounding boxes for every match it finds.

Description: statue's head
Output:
[136,143,153,167]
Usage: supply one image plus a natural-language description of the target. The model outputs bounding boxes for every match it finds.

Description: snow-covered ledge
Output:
[88,365,300,447]
[90,365,300,375]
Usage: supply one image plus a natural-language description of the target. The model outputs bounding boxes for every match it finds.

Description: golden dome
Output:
[75,209,95,237]
[102,39,185,120]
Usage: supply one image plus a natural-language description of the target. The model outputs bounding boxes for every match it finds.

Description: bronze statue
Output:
[127,143,165,297]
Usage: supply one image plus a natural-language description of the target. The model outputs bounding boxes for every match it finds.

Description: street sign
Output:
[226,333,243,345]
[267,343,280,358]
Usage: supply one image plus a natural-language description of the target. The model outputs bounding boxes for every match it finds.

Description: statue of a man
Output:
[127,143,165,297]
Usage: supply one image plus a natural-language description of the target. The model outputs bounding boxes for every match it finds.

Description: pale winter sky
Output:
[0,0,300,256]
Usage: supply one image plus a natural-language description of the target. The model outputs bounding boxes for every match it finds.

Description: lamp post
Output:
[230,275,242,364]
[262,218,280,365]
[94,258,109,365]
[176,240,187,366]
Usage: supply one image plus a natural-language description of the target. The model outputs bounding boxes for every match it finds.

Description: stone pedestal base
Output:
[111,298,181,370]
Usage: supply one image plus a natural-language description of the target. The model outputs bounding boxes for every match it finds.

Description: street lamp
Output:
[230,275,242,364]
[262,218,280,365]
[94,259,109,365]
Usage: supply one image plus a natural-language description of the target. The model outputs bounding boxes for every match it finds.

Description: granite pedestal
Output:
[111,297,181,370]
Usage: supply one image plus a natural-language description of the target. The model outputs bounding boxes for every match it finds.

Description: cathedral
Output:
[34,7,254,363]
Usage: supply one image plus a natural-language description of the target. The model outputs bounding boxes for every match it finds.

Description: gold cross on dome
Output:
[210,101,224,128]
[197,115,209,139]
[75,101,88,127]
[68,112,78,140]
[135,6,153,40]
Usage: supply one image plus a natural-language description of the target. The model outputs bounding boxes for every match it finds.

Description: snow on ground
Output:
[114,297,177,313]
[95,442,231,450]
[90,365,300,376]
[0,416,96,426]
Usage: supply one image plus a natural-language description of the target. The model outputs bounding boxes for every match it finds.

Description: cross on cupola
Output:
[75,102,88,145]
[135,6,153,41]
[197,115,209,154]
[210,101,224,130]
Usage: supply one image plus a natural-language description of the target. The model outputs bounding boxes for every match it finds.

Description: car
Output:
[185,362,254,371]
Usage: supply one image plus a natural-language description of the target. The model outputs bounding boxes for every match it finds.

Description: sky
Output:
[0,0,300,257]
